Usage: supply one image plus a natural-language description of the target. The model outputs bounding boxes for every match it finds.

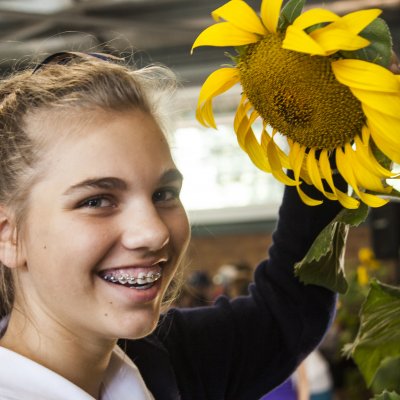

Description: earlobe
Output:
[0,206,23,269]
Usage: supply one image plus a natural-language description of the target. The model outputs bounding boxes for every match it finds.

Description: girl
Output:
[0,52,341,399]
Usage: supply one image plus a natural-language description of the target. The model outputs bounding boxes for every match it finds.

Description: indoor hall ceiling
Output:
[0,0,399,87]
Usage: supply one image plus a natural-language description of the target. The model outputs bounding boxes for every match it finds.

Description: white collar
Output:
[0,345,154,400]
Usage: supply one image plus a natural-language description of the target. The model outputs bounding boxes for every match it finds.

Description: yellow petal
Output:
[234,99,246,137]
[212,0,267,35]
[248,109,259,126]
[330,9,382,35]
[320,150,360,209]
[288,142,306,181]
[344,143,390,193]
[197,68,240,128]
[332,59,400,93]
[287,138,312,184]
[319,150,335,189]
[198,68,239,104]
[363,104,400,163]
[234,95,252,139]
[359,192,389,207]
[306,148,337,200]
[260,0,283,33]
[244,129,272,173]
[267,139,297,185]
[296,185,323,206]
[262,128,290,169]
[336,190,360,209]
[310,27,370,54]
[290,8,339,30]
[234,100,273,172]
[234,98,253,150]
[245,132,272,172]
[288,140,301,170]
[367,123,400,165]
[336,146,361,197]
[354,131,394,178]
[299,164,312,185]
[350,88,400,119]
[192,22,259,52]
[196,100,215,128]
[283,25,327,55]
[336,146,388,207]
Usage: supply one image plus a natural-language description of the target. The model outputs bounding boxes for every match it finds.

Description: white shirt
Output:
[303,350,333,393]
[0,345,154,400]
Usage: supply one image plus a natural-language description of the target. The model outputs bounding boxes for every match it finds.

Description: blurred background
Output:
[0,0,399,398]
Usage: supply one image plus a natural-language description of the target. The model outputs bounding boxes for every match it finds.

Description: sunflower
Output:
[192,0,400,208]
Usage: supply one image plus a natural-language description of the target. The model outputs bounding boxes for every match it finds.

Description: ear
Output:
[0,206,24,269]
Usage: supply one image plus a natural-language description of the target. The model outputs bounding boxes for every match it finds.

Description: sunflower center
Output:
[237,34,365,150]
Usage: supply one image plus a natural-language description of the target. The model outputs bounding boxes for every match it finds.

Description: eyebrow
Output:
[159,168,184,184]
[63,168,183,196]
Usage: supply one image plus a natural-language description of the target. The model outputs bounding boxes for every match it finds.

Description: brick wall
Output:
[185,224,371,277]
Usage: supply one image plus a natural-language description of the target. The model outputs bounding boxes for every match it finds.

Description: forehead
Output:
[25,108,175,184]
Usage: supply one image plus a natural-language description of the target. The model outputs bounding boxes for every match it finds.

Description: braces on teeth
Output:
[103,271,162,285]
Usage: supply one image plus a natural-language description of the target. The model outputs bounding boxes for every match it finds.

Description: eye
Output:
[78,195,115,209]
[152,187,180,205]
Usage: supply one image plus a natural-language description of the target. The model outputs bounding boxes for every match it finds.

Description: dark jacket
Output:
[124,184,341,400]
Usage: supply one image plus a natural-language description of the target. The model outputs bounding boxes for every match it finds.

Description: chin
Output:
[112,307,161,340]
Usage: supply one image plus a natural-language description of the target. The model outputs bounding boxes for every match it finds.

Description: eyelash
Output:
[152,187,181,204]
[77,195,116,209]
[76,187,180,210]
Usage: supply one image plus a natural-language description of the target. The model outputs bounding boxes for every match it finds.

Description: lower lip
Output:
[98,275,163,304]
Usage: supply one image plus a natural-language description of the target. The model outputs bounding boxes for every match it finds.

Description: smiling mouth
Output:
[100,269,162,290]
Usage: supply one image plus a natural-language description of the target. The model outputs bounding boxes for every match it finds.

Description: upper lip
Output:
[98,257,169,273]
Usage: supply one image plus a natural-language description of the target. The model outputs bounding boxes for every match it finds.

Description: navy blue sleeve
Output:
[127,183,342,400]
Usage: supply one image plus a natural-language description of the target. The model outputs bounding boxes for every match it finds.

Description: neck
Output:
[0,308,116,398]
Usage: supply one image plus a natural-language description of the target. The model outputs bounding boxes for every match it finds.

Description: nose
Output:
[120,202,170,252]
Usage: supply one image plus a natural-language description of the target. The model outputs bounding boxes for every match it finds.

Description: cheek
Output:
[22,216,113,278]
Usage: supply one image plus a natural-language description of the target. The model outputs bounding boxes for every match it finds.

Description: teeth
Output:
[118,274,129,284]
[127,276,136,284]
[103,271,162,285]
[137,272,146,284]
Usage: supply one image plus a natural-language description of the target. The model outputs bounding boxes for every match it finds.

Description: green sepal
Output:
[294,203,369,293]
[343,280,400,387]
[278,0,305,31]
[340,18,393,67]
[230,46,249,64]
[372,391,400,400]
[371,140,392,171]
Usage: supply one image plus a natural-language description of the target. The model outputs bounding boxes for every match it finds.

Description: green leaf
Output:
[294,203,369,293]
[340,18,393,67]
[372,357,400,394]
[371,391,400,400]
[337,202,369,226]
[278,0,305,31]
[345,280,400,387]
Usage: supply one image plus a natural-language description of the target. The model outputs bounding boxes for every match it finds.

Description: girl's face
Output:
[16,109,190,342]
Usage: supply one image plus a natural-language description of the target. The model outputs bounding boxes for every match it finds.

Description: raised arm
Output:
[126,181,343,400]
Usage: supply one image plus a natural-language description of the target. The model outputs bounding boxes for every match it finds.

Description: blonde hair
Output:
[0,53,177,317]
